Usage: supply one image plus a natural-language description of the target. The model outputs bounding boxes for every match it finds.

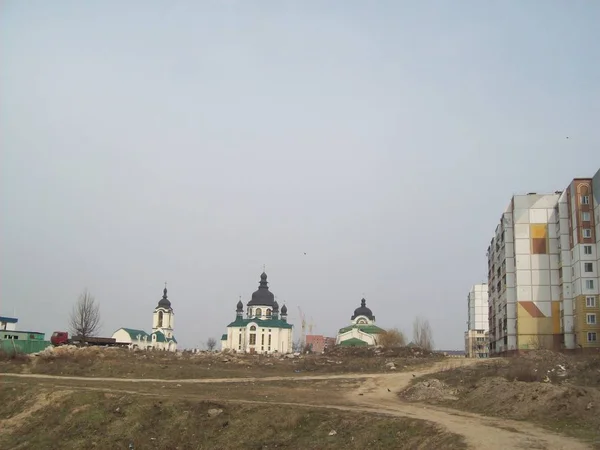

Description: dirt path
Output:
[1,361,591,450]
[0,371,385,384]
[349,363,590,450]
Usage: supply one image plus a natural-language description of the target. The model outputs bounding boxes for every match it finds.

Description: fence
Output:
[0,339,52,355]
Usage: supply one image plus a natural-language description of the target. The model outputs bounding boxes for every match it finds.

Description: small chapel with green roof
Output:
[112,285,178,351]
[221,272,293,354]
[336,298,384,347]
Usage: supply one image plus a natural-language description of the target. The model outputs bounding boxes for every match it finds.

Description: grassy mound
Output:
[0,383,465,449]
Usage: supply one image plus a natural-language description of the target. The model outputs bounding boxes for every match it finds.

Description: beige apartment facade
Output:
[487,168,600,355]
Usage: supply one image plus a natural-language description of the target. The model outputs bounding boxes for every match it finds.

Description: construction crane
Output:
[297,306,306,347]
[308,316,314,334]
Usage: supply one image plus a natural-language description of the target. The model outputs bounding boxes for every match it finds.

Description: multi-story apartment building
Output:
[556,175,599,349]
[487,192,561,355]
[488,169,600,355]
[464,284,489,358]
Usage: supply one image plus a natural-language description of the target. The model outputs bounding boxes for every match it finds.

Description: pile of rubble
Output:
[34,345,119,359]
[400,378,459,402]
[325,345,437,358]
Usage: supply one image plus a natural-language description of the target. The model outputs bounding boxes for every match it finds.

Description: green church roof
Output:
[337,324,385,335]
[119,328,150,340]
[339,338,369,347]
[226,317,293,329]
[151,331,177,344]
[221,334,227,341]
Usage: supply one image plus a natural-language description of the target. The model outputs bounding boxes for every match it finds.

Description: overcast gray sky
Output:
[1,1,599,350]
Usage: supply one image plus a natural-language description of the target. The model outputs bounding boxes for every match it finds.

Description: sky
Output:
[1,1,599,350]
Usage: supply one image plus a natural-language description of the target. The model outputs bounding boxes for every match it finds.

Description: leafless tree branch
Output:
[412,316,434,351]
[69,288,101,340]
[206,337,217,351]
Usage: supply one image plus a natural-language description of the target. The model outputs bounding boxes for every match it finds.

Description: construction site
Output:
[1,345,599,449]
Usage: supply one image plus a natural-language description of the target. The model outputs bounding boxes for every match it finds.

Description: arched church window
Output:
[357,318,367,324]
[249,334,256,345]
[256,308,262,317]
[250,325,256,331]
[158,311,163,327]
[266,309,272,317]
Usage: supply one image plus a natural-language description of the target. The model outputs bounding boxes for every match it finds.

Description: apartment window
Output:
[587,296,596,308]
[585,262,594,273]
[588,332,598,343]
[582,211,591,222]
[583,229,592,238]
[587,313,597,325]
[586,280,595,290]
[581,195,590,205]
[584,245,593,255]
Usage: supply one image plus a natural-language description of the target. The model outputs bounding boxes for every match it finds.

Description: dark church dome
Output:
[157,287,172,309]
[281,304,288,315]
[236,299,244,312]
[351,298,374,320]
[247,272,276,307]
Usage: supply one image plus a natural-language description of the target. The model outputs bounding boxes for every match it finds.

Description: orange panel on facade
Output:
[552,301,561,334]
[531,238,548,254]
[519,301,545,318]
[530,224,547,239]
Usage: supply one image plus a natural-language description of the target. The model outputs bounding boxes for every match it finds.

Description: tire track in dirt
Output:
[1,360,591,450]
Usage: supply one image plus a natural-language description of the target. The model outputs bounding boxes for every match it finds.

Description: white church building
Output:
[336,298,384,347]
[112,285,178,351]
[221,272,293,354]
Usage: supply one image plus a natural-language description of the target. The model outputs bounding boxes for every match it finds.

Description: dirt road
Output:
[349,363,590,450]
[1,361,591,450]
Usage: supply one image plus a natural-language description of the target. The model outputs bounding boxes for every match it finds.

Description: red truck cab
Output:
[51,331,69,346]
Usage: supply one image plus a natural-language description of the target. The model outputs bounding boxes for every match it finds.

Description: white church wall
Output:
[336,328,377,346]
[112,329,133,344]
[153,308,174,331]
[112,329,153,350]
[222,323,292,354]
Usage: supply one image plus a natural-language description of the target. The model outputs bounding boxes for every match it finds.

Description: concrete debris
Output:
[208,408,223,418]
[401,378,459,402]
[328,430,337,436]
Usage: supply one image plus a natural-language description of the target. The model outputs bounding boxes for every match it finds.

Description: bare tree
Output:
[292,339,304,353]
[206,337,217,351]
[378,328,406,348]
[69,289,101,340]
[412,316,434,351]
